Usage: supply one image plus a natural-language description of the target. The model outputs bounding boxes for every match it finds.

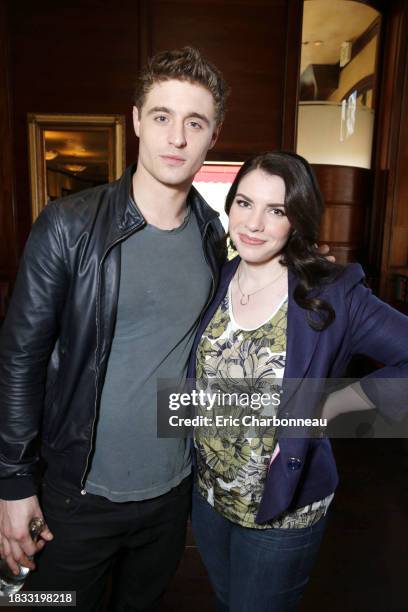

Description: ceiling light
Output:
[45,149,59,161]
[63,164,87,173]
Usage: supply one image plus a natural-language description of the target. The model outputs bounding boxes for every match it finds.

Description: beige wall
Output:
[329,37,378,106]
[297,103,374,168]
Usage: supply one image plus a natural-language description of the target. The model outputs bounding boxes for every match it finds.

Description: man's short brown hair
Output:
[134,46,229,125]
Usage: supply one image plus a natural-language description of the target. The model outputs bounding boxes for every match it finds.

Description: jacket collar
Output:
[187,185,220,233]
[282,268,321,408]
[113,163,219,234]
[114,163,143,231]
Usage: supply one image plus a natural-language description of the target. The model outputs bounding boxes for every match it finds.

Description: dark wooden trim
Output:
[138,0,153,80]
[351,0,387,12]
[370,12,383,111]
[341,74,375,102]
[0,1,17,282]
[368,0,408,298]
[312,164,373,265]
[351,16,381,61]
[300,64,340,100]
[281,0,303,150]
[341,15,381,110]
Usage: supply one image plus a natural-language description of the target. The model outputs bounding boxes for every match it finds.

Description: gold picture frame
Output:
[27,113,126,222]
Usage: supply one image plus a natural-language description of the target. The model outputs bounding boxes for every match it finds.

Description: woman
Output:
[187,151,408,612]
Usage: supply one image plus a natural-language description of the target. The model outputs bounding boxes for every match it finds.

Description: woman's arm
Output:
[320,381,375,422]
[329,269,408,422]
[350,277,408,420]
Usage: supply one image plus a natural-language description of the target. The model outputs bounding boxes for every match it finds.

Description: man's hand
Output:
[316,243,336,263]
[0,496,53,575]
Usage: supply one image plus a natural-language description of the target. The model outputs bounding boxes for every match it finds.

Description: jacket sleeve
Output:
[0,203,69,499]
[345,264,408,420]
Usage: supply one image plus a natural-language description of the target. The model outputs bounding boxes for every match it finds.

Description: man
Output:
[0,46,227,610]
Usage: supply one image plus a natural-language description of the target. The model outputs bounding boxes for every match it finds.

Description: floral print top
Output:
[194,284,333,529]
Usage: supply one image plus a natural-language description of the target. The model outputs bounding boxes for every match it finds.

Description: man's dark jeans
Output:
[25,474,192,611]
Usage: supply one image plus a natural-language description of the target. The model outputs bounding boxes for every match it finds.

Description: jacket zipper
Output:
[80,220,145,492]
[200,219,217,313]
[79,215,218,492]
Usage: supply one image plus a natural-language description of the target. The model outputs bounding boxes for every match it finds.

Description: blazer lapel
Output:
[202,256,240,331]
[280,270,321,409]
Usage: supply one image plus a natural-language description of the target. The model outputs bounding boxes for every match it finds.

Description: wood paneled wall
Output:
[8,0,142,255]
[314,165,372,265]
[1,0,408,302]
[0,2,17,289]
[370,0,408,304]
[141,0,301,158]
[4,0,301,263]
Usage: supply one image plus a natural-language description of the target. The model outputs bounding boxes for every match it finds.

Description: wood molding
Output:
[341,74,375,102]
[27,113,126,222]
[0,1,17,283]
[282,0,303,150]
[368,0,408,301]
[300,64,340,101]
[351,0,388,12]
[351,16,381,61]
[313,164,373,264]
[138,0,153,74]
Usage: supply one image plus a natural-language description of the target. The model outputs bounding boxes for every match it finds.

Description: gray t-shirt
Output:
[85,207,212,501]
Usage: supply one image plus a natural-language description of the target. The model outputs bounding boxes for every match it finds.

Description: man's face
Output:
[133,79,220,188]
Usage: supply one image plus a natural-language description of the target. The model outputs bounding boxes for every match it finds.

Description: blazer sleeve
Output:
[0,203,69,499]
[344,264,408,420]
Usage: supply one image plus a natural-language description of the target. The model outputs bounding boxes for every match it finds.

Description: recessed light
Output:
[63,164,87,173]
[45,149,59,161]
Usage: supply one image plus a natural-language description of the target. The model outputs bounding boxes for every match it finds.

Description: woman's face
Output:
[228,168,291,265]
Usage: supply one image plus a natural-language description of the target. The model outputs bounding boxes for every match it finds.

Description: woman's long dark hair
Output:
[225,151,343,331]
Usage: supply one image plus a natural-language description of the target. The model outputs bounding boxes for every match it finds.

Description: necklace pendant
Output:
[240,294,249,306]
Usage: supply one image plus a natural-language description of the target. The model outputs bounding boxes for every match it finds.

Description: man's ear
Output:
[132,106,141,138]
[209,123,222,150]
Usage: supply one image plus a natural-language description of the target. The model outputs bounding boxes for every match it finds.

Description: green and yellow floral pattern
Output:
[194,288,334,529]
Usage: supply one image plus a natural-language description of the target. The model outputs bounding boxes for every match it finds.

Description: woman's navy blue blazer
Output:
[187,256,408,523]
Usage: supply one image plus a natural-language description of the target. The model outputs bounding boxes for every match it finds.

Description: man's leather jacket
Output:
[0,164,225,500]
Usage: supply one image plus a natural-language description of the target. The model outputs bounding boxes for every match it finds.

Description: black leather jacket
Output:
[0,164,225,499]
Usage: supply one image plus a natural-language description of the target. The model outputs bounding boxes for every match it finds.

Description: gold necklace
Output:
[236,265,285,306]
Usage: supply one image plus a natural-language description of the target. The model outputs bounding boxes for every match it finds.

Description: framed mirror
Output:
[27,113,126,222]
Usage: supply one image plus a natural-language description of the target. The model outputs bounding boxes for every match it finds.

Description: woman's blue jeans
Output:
[192,487,328,612]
